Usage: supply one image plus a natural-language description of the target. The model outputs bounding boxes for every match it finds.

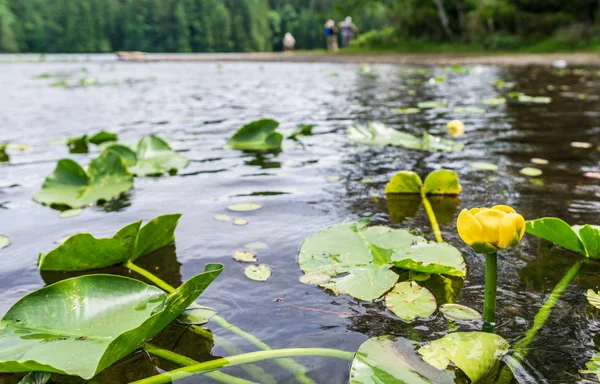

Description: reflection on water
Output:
[0,58,598,382]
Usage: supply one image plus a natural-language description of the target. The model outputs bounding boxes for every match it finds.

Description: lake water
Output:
[0,56,599,383]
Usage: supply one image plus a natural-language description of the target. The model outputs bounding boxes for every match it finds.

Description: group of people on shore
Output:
[281,16,358,53]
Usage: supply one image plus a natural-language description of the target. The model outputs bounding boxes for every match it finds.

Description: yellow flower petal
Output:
[498,213,526,248]
[457,209,484,246]
[469,207,483,215]
[474,209,506,245]
[491,205,516,214]
[447,120,465,137]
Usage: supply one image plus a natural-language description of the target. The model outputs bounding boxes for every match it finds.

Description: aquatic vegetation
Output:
[298,220,465,301]
[58,208,82,218]
[452,106,485,114]
[227,119,283,151]
[446,119,465,136]
[519,167,542,176]
[587,289,600,309]
[0,143,8,162]
[0,266,222,379]
[439,303,481,321]
[33,151,133,209]
[288,124,314,139]
[0,235,9,250]
[227,202,261,211]
[582,354,600,380]
[348,122,464,152]
[417,101,447,109]
[244,264,272,281]
[233,250,257,262]
[483,97,507,105]
[393,107,421,114]
[104,135,189,176]
[526,218,600,258]
[517,94,552,104]
[67,130,118,153]
[384,281,436,321]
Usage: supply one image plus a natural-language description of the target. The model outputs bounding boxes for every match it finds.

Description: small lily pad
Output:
[227,203,261,212]
[393,107,421,115]
[213,214,233,222]
[176,307,217,325]
[0,235,9,250]
[483,97,506,106]
[233,218,249,226]
[452,106,485,114]
[245,264,272,281]
[520,167,543,177]
[59,208,83,218]
[299,272,331,285]
[245,242,268,249]
[571,142,592,149]
[233,250,257,262]
[587,289,600,309]
[418,101,447,109]
[227,119,282,151]
[439,303,481,321]
[469,162,498,171]
[385,281,437,321]
[531,158,548,165]
[518,95,551,104]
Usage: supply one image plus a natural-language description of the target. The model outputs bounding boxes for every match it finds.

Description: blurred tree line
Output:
[1,0,599,53]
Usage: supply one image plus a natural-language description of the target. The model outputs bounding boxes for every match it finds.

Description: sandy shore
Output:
[117,51,600,66]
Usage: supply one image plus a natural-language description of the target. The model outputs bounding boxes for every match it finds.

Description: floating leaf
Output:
[393,107,421,114]
[33,152,133,209]
[19,372,51,384]
[298,222,466,301]
[213,214,233,222]
[526,217,586,255]
[245,242,268,249]
[176,307,217,325]
[38,214,181,271]
[227,119,282,151]
[439,303,481,321]
[518,95,551,104]
[587,290,600,309]
[233,218,249,226]
[59,208,82,218]
[571,141,592,149]
[385,281,436,321]
[349,336,455,384]
[66,135,89,153]
[417,101,447,109]
[299,272,330,285]
[469,162,498,171]
[233,250,257,262]
[452,106,485,114]
[483,97,506,106]
[288,124,314,139]
[385,171,423,194]
[582,353,600,380]
[88,131,118,145]
[423,169,461,195]
[0,235,9,250]
[227,203,261,212]
[245,264,272,281]
[530,158,548,165]
[418,332,509,383]
[520,167,542,177]
[0,266,222,379]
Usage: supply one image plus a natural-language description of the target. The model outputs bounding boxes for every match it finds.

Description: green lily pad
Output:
[348,122,463,152]
[385,281,437,321]
[33,152,133,209]
[520,167,542,177]
[288,124,314,139]
[59,208,83,218]
[393,107,421,114]
[439,303,481,321]
[417,101,447,109]
[67,131,118,153]
[38,214,181,271]
[233,218,249,226]
[0,235,9,250]
[298,222,466,301]
[483,97,506,106]
[213,214,233,222]
[583,353,600,380]
[518,95,551,104]
[227,119,283,151]
[299,272,331,285]
[233,250,257,262]
[176,306,217,325]
[0,265,222,379]
[19,372,51,384]
[423,169,461,195]
[244,264,272,281]
[349,336,456,384]
[526,218,587,256]
[469,162,498,171]
[227,203,261,212]
[385,171,423,194]
[418,332,509,383]
[88,131,118,145]
[452,106,486,114]
[587,289,600,309]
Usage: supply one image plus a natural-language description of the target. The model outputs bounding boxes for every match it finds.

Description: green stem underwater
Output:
[483,252,497,332]
[131,348,355,384]
[421,193,443,243]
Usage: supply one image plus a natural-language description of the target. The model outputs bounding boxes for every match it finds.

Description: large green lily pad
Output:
[348,122,463,152]
[385,170,461,195]
[526,218,600,258]
[38,214,181,271]
[33,152,133,208]
[298,222,466,301]
[385,281,436,321]
[0,265,222,379]
[418,332,509,383]
[349,336,456,384]
[226,119,283,151]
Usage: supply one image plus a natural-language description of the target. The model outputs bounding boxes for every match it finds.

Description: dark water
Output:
[0,57,599,383]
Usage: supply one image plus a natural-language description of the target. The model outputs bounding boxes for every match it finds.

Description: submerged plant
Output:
[457,205,525,329]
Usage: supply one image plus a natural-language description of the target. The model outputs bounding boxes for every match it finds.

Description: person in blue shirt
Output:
[324,20,338,52]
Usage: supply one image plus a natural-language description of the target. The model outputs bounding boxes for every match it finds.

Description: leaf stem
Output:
[144,343,256,384]
[482,252,497,332]
[125,262,317,384]
[131,348,355,384]
[421,193,443,242]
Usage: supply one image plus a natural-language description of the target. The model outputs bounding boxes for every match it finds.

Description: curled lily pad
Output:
[587,289,600,309]
[288,124,314,139]
[520,167,542,177]
[227,203,261,212]
[299,272,331,285]
[213,214,233,222]
[176,306,217,325]
[470,162,498,171]
[526,218,586,255]
[418,332,509,383]
[233,250,257,263]
[88,131,118,145]
[33,152,133,209]
[385,281,436,321]
[59,208,82,218]
[227,119,282,151]
[439,303,481,321]
[233,218,249,226]
[0,235,9,250]
[244,264,272,281]
[298,222,466,301]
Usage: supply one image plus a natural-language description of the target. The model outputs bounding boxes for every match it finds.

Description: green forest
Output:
[1,0,600,53]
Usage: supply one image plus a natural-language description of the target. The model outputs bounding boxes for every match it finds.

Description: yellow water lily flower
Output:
[457,205,525,253]
[447,120,465,136]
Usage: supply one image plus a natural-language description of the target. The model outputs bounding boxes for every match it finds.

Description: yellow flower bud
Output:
[456,205,525,253]
[447,120,465,136]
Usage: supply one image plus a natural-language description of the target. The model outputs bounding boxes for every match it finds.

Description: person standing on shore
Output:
[338,16,358,48]
[324,20,338,53]
[283,32,296,52]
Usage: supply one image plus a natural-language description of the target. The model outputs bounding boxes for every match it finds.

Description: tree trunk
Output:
[433,0,453,38]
